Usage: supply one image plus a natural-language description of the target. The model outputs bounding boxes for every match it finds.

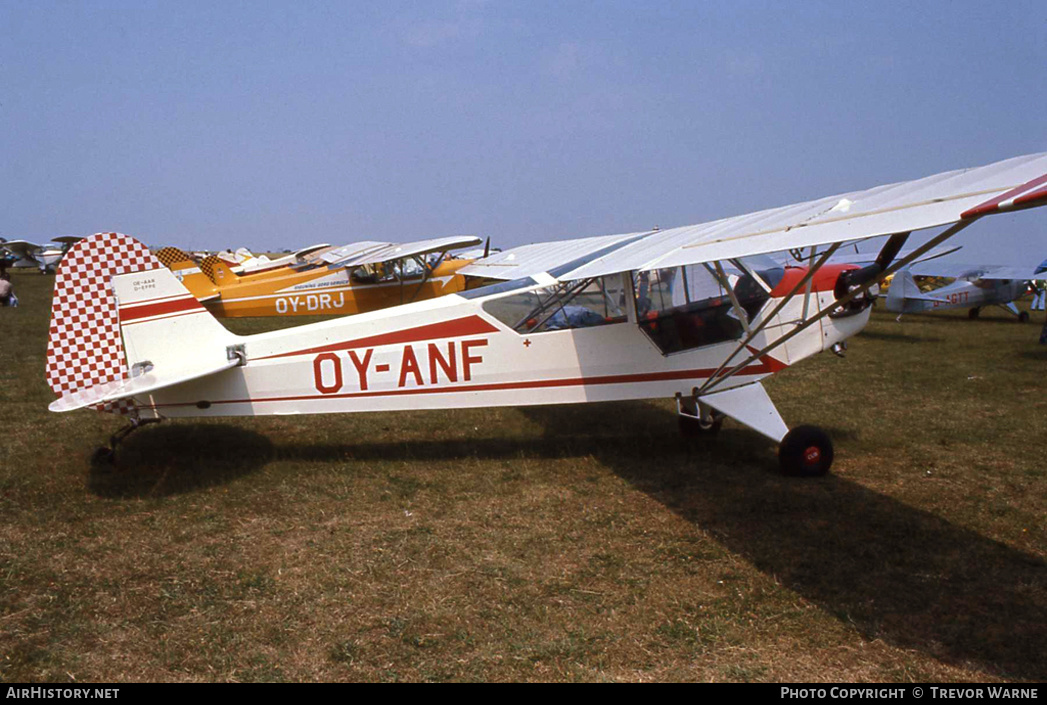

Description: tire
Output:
[778,425,834,477]
[1018,311,1030,323]
[968,307,981,320]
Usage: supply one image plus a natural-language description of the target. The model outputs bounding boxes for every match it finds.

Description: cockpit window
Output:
[350,256,432,284]
[636,264,774,354]
[482,275,629,333]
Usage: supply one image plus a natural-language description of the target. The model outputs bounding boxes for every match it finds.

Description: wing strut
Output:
[698,220,977,396]
[710,261,751,334]
[694,242,843,391]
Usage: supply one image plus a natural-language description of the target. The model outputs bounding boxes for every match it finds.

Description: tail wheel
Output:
[678,412,724,437]
[778,425,834,477]
[968,307,981,320]
[1018,311,1030,323]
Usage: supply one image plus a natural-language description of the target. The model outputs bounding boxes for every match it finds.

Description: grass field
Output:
[1,268,1044,682]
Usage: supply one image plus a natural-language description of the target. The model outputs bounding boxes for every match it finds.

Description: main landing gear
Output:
[976,304,1031,322]
[777,425,834,477]
[676,383,834,476]
[676,396,725,436]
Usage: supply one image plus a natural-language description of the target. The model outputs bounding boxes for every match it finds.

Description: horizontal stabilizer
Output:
[49,358,240,413]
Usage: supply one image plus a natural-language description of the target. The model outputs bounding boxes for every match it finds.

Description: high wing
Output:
[316,240,390,265]
[319,235,483,268]
[775,244,961,268]
[466,152,1047,282]
[458,232,651,281]
[1,240,44,262]
[294,243,332,259]
[235,243,334,273]
[51,235,84,247]
[906,261,1046,280]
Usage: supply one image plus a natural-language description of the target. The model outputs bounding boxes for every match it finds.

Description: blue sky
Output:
[2,1,1045,263]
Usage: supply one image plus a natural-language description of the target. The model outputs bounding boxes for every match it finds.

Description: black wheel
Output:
[678,413,724,437]
[1018,311,1030,323]
[778,425,833,477]
[968,307,981,320]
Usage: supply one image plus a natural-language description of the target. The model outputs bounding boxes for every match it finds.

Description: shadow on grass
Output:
[891,310,1030,327]
[858,329,943,344]
[88,423,273,499]
[515,403,1046,681]
[1018,345,1047,361]
[90,401,1045,679]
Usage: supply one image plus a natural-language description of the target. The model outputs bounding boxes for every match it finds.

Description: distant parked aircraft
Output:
[885,259,1046,321]
[0,236,83,273]
[156,235,482,317]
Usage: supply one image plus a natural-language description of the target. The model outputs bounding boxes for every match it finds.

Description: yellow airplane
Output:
[156,236,482,318]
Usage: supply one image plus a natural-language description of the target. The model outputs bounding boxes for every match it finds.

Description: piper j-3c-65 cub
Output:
[46,152,1047,474]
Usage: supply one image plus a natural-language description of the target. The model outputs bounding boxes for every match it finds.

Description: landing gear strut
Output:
[778,425,834,477]
[92,417,162,465]
[676,395,724,437]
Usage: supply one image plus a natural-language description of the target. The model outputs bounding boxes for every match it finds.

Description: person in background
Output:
[1031,280,1046,311]
[0,271,13,307]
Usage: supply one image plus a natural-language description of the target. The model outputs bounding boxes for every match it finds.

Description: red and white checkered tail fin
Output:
[46,233,236,416]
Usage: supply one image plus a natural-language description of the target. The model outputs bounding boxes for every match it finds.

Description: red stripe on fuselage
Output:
[745,345,788,373]
[119,296,203,322]
[120,309,208,326]
[255,315,500,361]
[142,354,787,410]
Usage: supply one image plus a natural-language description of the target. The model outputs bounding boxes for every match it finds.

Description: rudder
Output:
[156,246,220,301]
[885,268,921,312]
[199,255,241,286]
[46,233,157,415]
[46,233,237,416]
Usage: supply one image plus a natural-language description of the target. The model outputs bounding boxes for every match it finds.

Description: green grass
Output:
[0,269,1044,682]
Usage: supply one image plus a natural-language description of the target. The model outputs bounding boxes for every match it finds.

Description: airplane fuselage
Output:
[129,272,869,422]
[886,277,1026,314]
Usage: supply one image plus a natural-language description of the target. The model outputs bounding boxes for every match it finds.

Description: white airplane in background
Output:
[212,243,333,275]
[885,259,1047,321]
[43,151,1047,477]
[1,236,84,273]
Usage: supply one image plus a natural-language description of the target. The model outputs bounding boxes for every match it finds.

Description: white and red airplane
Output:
[45,152,1047,474]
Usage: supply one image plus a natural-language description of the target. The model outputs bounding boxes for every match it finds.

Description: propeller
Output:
[833,231,911,304]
